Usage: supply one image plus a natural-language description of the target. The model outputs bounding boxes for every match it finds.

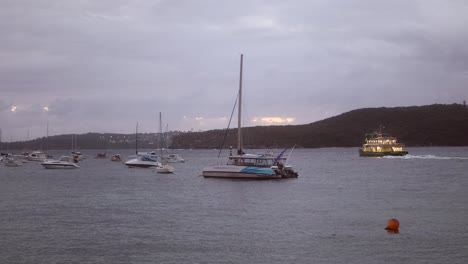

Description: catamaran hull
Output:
[202,165,282,179]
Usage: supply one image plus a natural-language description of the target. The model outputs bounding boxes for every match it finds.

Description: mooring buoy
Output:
[385,218,400,233]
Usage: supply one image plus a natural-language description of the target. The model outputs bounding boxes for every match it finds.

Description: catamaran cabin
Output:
[227,154,286,168]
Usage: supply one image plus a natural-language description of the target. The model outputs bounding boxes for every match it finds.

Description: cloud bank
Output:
[1,0,467,140]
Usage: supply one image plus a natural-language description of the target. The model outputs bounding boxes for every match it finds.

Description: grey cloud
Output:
[0,100,9,111]
[1,0,468,140]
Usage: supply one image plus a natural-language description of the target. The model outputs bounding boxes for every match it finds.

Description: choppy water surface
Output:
[1,147,467,263]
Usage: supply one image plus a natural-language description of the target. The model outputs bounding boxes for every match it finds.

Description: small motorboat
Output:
[156,163,175,174]
[111,154,122,162]
[125,154,161,168]
[162,153,185,163]
[71,151,85,161]
[4,159,22,167]
[95,152,107,158]
[26,151,48,162]
[41,156,79,169]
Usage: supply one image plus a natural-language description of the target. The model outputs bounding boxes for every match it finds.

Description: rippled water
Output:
[1,147,467,263]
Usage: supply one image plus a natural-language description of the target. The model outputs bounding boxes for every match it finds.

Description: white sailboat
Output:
[125,122,161,168]
[70,134,85,161]
[160,124,185,163]
[156,112,175,174]
[202,54,298,179]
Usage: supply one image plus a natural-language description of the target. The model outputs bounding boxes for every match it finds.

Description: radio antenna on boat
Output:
[285,144,296,164]
[217,93,239,159]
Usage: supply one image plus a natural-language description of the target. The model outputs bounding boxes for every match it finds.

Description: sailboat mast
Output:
[27,129,29,151]
[158,112,162,153]
[237,54,243,155]
[135,122,139,155]
[165,123,169,149]
[46,122,49,153]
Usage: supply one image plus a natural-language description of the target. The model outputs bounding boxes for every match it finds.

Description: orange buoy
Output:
[385,218,400,233]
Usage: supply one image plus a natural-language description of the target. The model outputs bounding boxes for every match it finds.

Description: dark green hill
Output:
[170,104,468,148]
[2,104,467,151]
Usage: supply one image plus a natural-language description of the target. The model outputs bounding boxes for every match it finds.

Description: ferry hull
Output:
[359,149,408,157]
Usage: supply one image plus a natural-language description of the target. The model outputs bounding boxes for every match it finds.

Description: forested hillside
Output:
[2,104,467,151]
[170,104,468,148]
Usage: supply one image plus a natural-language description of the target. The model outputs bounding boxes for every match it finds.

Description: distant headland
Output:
[2,104,467,151]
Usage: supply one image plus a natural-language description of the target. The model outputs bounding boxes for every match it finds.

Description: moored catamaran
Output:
[202,54,298,179]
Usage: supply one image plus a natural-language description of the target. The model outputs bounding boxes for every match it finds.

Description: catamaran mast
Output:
[237,54,243,155]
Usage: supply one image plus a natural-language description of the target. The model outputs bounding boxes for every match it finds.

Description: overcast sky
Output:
[1,0,467,141]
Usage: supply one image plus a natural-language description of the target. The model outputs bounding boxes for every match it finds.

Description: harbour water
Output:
[1,147,467,263]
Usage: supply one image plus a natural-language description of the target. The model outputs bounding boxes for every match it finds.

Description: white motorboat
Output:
[162,153,185,163]
[4,158,22,167]
[26,151,48,162]
[111,154,122,162]
[71,151,85,161]
[125,154,161,168]
[41,156,79,169]
[202,54,298,179]
[0,153,8,162]
[95,152,107,158]
[156,163,175,173]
